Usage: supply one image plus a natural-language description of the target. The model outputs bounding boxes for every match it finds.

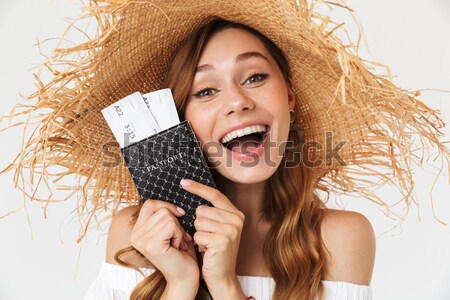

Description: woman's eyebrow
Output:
[195,51,269,74]
[235,51,269,64]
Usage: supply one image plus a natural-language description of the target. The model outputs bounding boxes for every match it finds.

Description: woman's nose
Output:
[222,85,255,116]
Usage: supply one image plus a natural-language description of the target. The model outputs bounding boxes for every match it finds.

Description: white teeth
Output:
[220,124,267,144]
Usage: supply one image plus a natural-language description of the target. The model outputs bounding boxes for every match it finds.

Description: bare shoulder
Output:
[320,208,376,285]
[106,205,147,267]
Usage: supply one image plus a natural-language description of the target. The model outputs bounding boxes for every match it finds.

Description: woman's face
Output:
[184,27,295,184]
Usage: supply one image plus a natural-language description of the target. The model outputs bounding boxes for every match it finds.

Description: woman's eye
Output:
[194,88,216,98]
[245,73,268,84]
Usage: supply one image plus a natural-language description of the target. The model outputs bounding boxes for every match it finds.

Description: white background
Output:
[0,1,449,299]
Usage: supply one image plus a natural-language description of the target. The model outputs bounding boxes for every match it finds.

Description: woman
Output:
[2,1,448,300]
[83,19,376,300]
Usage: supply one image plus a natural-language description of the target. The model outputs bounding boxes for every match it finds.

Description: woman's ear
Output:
[288,86,295,111]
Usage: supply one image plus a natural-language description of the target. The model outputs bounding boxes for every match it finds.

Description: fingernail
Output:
[185,232,192,241]
[180,179,191,187]
[176,206,186,215]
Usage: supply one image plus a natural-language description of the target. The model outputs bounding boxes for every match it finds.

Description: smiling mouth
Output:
[221,127,270,154]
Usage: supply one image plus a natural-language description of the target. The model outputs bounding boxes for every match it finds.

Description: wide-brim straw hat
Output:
[2,0,449,239]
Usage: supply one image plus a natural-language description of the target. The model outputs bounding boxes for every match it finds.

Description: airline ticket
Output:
[101,89,179,148]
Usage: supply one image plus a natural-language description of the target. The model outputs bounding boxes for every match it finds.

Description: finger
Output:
[156,210,186,251]
[180,240,189,251]
[193,231,213,248]
[134,200,186,229]
[182,239,196,256]
[173,237,186,251]
[196,205,244,230]
[133,207,179,236]
[179,179,235,212]
[193,231,219,255]
[132,208,185,250]
[157,216,185,251]
[188,242,196,254]
[194,216,223,233]
[184,231,193,243]
[195,205,238,224]
[172,229,190,252]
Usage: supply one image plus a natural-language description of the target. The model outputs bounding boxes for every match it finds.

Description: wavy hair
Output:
[115,19,328,300]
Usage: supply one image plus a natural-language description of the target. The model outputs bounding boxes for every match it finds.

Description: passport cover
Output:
[121,120,216,236]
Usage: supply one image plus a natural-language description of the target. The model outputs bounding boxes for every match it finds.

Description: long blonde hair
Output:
[115,19,328,300]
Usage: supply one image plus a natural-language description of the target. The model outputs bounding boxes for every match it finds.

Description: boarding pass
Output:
[101,88,180,148]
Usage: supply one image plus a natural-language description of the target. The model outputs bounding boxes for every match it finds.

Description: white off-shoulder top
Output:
[83,262,373,300]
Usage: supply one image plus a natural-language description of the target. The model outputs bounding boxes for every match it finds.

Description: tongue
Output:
[227,133,262,154]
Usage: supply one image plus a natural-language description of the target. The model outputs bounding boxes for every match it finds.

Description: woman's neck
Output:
[214,173,269,225]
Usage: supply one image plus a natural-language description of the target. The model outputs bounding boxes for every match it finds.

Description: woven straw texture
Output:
[1,0,449,239]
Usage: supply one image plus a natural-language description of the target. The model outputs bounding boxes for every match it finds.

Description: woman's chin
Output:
[213,161,278,185]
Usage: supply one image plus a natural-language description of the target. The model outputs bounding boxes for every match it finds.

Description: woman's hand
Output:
[130,200,199,297]
[180,179,247,300]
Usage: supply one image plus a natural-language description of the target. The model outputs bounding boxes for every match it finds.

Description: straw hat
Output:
[2,0,449,239]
